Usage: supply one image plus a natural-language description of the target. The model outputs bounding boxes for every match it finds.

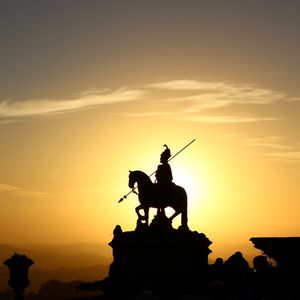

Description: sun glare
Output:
[172,165,202,210]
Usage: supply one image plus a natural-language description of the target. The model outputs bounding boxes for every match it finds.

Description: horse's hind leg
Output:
[169,210,188,229]
[169,210,180,223]
[181,207,188,228]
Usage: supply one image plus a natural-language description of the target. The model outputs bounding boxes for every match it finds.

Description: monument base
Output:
[109,217,212,284]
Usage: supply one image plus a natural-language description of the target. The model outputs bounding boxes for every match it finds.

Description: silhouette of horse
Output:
[128,170,188,228]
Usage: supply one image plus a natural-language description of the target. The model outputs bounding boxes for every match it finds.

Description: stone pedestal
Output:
[109,219,212,284]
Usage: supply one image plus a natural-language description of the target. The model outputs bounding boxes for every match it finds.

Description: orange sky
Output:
[0,1,300,260]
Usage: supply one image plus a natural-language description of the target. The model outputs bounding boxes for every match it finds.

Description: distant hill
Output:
[0,241,262,293]
[0,242,111,269]
[0,243,111,292]
[0,264,109,293]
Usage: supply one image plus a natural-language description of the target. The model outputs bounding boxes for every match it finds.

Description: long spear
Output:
[118,139,196,203]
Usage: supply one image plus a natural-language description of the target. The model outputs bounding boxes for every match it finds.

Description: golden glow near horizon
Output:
[1,87,299,259]
[1,2,300,261]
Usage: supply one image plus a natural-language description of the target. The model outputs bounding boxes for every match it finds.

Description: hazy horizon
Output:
[0,239,262,266]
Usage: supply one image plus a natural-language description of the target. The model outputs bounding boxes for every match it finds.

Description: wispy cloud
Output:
[149,80,286,112]
[142,79,287,122]
[0,88,146,118]
[116,79,287,123]
[148,80,228,91]
[13,190,53,199]
[118,111,276,123]
[286,97,300,102]
[264,151,300,162]
[174,115,276,123]
[0,184,21,192]
[117,111,174,118]
[0,183,53,199]
[245,136,300,162]
[0,79,290,124]
[245,136,291,149]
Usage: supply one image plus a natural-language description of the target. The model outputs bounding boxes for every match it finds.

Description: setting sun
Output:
[172,164,203,210]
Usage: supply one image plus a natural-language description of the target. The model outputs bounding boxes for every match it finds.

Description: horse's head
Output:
[128,170,152,189]
[128,170,136,189]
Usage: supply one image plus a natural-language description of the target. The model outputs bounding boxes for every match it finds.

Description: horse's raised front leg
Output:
[136,205,150,226]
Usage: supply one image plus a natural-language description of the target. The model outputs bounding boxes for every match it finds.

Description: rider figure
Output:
[155,145,173,207]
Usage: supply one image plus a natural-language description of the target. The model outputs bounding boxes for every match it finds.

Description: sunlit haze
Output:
[1,1,300,261]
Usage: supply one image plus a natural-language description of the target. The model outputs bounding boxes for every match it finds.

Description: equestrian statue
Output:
[119,142,195,229]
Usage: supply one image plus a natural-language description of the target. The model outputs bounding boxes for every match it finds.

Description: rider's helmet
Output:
[160,144,171,163]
